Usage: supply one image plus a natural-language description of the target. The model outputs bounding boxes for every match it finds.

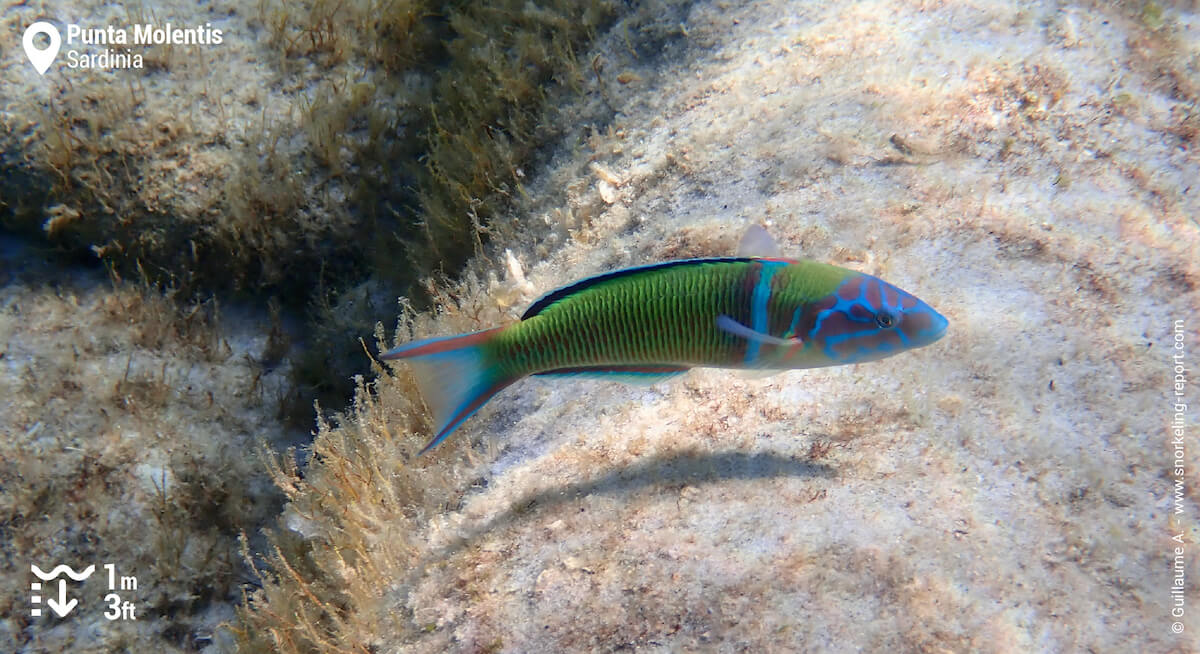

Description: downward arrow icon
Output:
[45,579,77,617]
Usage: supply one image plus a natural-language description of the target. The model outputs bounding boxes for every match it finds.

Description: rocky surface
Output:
[242,1,1199,652]
[4,0,1198,652]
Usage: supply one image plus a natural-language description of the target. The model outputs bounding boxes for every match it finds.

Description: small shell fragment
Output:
[590,162,623,187]
[597,180,618,204]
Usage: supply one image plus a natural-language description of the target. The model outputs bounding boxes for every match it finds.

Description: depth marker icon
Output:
[30,564,94,618]
[30,582,42,617]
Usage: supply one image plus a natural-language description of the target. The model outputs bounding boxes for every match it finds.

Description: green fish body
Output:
[383,230,947,453]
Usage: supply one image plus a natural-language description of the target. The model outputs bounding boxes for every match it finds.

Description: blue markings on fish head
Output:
[807,273,948,364]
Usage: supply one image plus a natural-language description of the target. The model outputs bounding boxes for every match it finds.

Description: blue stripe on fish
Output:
[745,260,786,366]
[784,307,803,339]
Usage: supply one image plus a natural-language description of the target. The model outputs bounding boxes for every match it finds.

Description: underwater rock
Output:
[240,0,1198,652]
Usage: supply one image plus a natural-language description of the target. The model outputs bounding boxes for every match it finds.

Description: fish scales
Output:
[380,229,948,453]
[510,260,749,373]
[493,259,842,376]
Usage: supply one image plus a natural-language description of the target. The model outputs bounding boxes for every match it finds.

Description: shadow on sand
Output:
[407,449,835,586]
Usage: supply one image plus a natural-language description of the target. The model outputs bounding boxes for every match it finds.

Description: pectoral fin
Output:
[716,315,802,347]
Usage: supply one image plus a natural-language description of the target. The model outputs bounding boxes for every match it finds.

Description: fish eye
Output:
[875,311,896,329]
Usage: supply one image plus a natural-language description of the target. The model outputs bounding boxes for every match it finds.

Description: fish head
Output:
[806,273,948,364]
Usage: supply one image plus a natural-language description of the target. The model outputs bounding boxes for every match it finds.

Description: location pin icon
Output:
[23,22,62,76]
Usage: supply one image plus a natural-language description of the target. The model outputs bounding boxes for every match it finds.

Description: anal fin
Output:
[534,364,690,386]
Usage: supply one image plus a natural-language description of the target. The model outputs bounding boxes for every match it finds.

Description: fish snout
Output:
[899,300,948,347]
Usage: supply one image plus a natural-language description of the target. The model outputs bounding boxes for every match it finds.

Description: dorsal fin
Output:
[521,257,751,320]
[737,225,782,258]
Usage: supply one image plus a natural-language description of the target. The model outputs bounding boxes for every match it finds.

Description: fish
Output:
[382,226,948,453]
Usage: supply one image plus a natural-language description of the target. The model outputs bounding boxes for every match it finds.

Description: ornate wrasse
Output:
[383,229,948,453]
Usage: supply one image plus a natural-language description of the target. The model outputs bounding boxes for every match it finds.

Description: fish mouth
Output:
[925,311,949,342]
[905,306,948,345]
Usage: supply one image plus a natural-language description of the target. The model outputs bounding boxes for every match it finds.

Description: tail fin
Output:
[381,327,515,454]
